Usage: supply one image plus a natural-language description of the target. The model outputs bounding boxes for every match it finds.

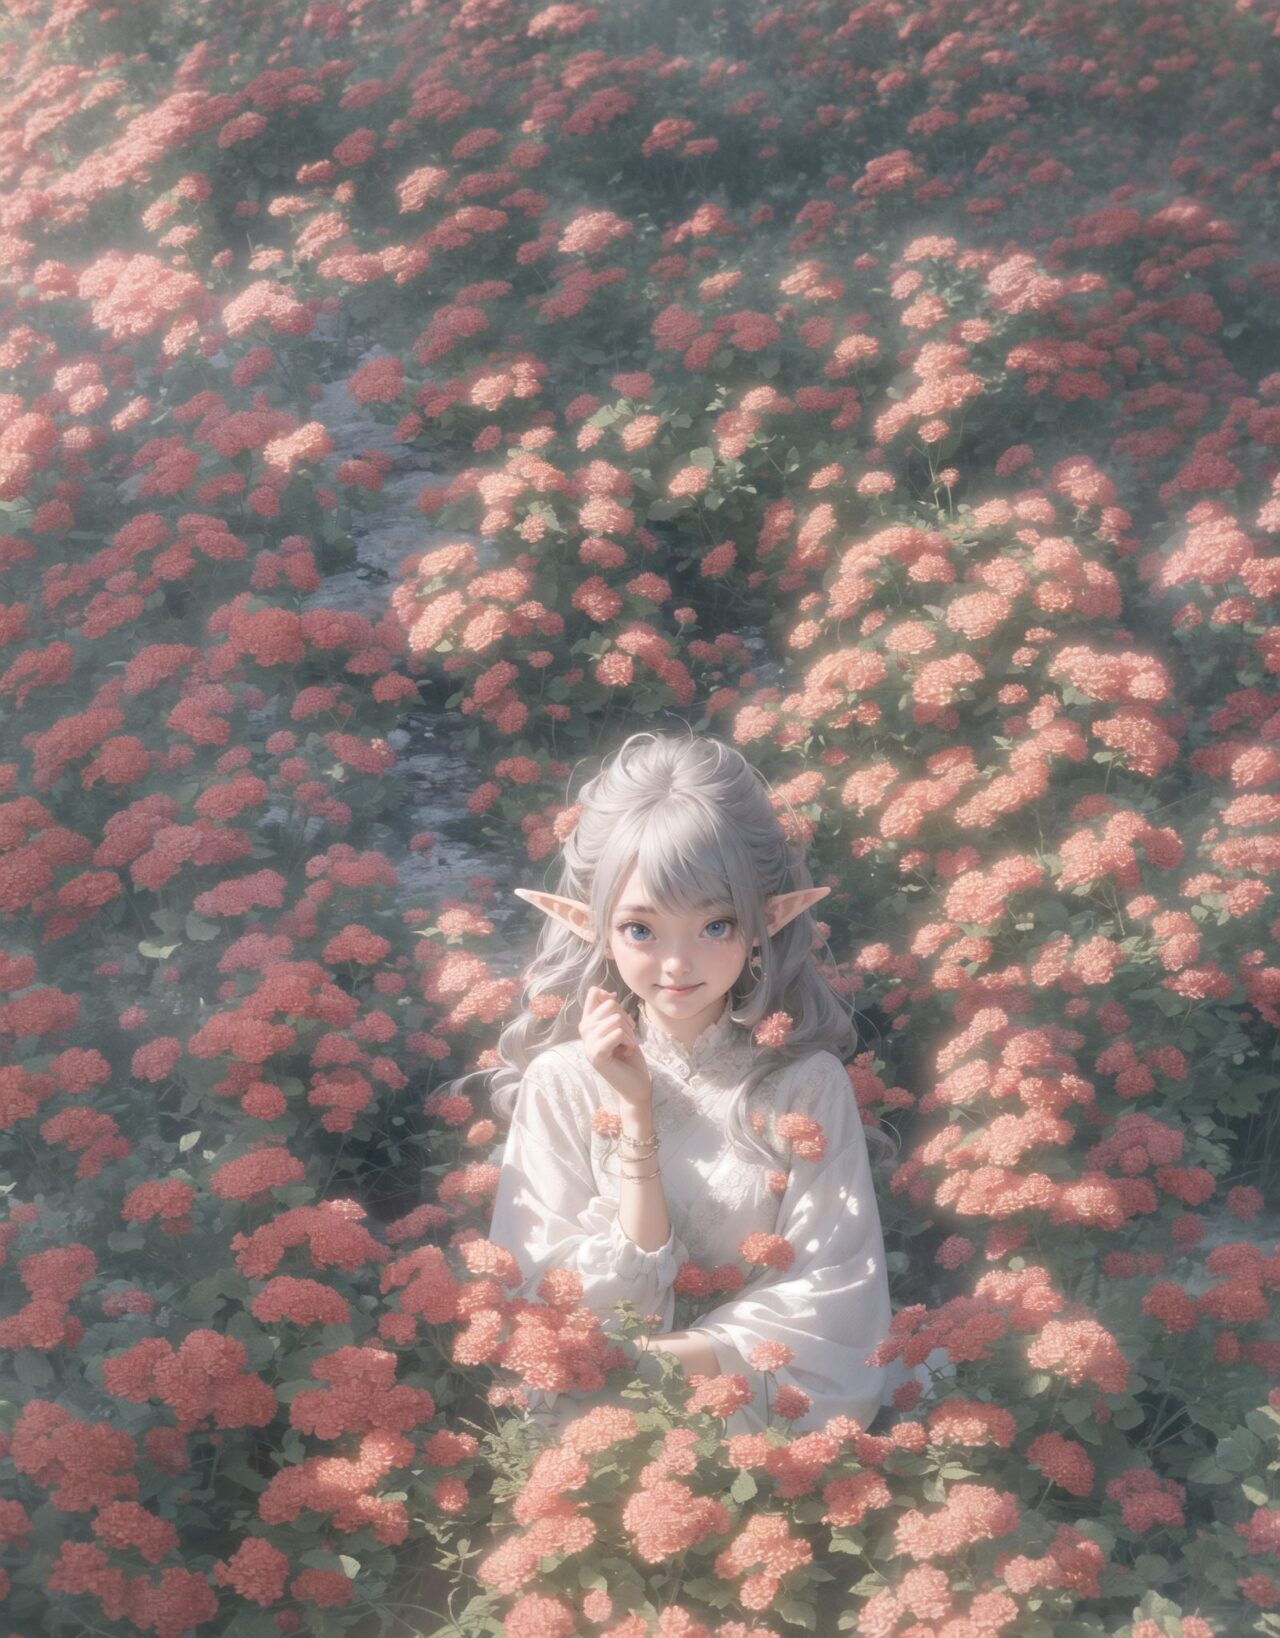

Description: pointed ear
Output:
[762,886,831,938]
[512,888,595,944]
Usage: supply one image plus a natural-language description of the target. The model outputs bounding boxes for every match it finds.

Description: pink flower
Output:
[208,1147,306,1202]
[213,1536,289,1606]
[1025,1431,1096,1496]
[620,1477,731,1564]
[501,1593,577,1637]
[894,1482,1021,1560]
[747,1341,794,1374]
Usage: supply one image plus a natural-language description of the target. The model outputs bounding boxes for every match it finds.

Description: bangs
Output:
[616,805,738,921]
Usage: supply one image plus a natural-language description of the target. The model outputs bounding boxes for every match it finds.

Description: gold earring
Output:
[748,946,763,981]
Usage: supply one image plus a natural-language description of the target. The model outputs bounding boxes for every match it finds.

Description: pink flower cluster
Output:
[11,1399,139,1511]
[102,1329,277,1432]
[0,1241,96,1352]
[894,1481,1021,1560]
[231,1200,389,1279]
[258,1428,412,1545]
[121,1179,196,1235]
[289,1345,435,1438]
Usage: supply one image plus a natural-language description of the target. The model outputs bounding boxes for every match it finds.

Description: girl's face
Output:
[605,860,750,1044]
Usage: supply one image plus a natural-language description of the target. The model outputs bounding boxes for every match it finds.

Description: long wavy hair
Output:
[455,729,899,1174]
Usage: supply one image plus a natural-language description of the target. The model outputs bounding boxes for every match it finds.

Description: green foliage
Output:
[0,0,1278,1633]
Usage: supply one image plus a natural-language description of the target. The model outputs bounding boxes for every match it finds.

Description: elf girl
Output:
[483,730,897,1436]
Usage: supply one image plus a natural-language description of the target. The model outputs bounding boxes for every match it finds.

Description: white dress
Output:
[485,1002,898,1440]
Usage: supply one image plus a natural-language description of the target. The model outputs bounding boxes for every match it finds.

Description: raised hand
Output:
[579,985,653,1116]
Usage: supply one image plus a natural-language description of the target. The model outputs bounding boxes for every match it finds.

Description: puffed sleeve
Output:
[487,1047,691,1333]
[687,1051,892,1436]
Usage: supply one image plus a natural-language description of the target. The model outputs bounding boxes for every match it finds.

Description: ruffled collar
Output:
[636,999,746,1078]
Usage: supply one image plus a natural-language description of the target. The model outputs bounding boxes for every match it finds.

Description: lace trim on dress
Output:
[634,1000,748,1079]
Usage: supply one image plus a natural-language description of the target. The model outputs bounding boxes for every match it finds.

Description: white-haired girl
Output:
[482,730,899,1438]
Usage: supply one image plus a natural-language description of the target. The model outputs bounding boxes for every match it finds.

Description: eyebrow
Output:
[615,902,732,916]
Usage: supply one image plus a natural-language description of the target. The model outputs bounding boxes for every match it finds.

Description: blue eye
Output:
[618,918,737,941]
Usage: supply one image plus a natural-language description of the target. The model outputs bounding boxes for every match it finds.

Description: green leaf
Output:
[827,1533,867,1554]
[300,1550,343,1570]
[1186,1454,1233,1484]
[273,1380,316,1404]
[776,1594,817,1630]
[222,1457,268,1495]
[179,1130,202,1152]
[1218,1430,1262,1473]
[683,1576,733,1607]
[15,1351,53,1388]
[1136,1590,1183,1621]
[139,939,181,960]
[1246,1406,1280,1441]
[185,913,220,942]
[730,1470,758,1504]
[185,1276,223,1311]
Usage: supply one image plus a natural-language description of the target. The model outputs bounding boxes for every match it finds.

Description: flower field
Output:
[2,0,1280,1632]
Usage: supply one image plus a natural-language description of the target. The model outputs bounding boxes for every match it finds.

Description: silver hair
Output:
[464,729,899,1173]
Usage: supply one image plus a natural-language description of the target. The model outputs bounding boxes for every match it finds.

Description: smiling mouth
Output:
[661,983,700,992]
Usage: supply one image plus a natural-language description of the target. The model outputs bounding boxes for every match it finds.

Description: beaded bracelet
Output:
[613,1128,660,1179]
